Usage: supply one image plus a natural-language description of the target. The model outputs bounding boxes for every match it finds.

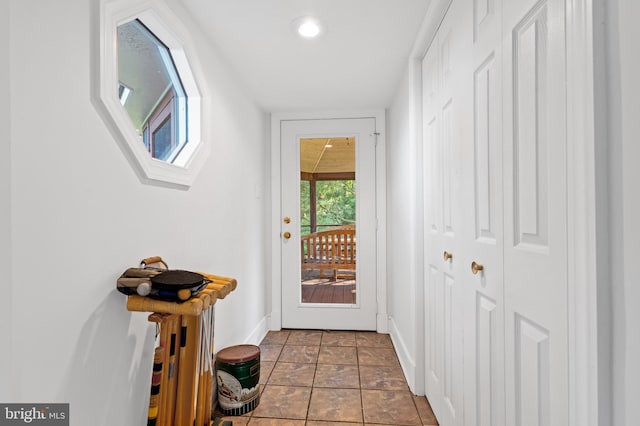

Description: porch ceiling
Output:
[300,137,355,174]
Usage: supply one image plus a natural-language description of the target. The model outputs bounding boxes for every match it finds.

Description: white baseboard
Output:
[245,315,269,346]
[268,311,281,330]
[389,317,417,392]
[377,313,389,333]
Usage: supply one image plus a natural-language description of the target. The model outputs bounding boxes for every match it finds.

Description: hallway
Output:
[215,330,438,425]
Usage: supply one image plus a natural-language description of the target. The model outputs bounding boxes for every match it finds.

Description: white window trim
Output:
[96,0,209,188]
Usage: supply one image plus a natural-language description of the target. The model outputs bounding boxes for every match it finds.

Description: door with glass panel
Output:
[281,118,377,330]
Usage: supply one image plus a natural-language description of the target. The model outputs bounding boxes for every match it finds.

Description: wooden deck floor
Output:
[301,276,356,304]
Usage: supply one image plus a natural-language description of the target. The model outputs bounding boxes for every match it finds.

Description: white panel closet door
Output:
[422,1,468,424]
[502,0,568,425]
[423,0,569,424]
[422,36,444,413]
[462,0,505,424]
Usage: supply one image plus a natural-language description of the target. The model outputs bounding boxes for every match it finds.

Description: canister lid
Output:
[216,344,260,363]
[151,270,205,290]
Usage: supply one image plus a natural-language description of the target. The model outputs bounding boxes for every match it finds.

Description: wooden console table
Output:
[126,273,237,426]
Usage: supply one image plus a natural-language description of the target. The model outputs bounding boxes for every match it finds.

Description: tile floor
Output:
[214,329,439,425]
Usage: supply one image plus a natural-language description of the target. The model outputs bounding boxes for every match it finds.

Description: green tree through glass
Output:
[300,180,356,235]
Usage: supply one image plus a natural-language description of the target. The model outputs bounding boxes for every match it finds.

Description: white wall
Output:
[386,70,418,389]
[7,0,268,424]
[385,1,452,396]
[606,1,640,425]
[385,1,451,395]
[0,0,13,403]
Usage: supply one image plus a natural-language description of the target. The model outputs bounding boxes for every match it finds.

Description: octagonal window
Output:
[118,19,188,163]
[96,0,208,187]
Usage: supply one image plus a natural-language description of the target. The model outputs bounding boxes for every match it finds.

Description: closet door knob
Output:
[443,251,453,261]
[283,231,291,240]
[471,261,484,275]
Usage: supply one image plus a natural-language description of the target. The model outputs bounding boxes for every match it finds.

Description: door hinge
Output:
[371,131,380,147]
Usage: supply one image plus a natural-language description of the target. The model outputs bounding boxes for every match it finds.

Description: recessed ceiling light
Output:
[292,17,323,39]
[298,21,320,37]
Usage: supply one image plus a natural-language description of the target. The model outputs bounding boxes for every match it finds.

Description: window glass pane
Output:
[152,118,172,161]
[117,19,187,162]
[316,180,356,231]
[299,137,357,305]
[300,180,310,235]
[143,127,149,150]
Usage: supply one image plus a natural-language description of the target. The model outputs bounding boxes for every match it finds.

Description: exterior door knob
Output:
[471,261,484,275]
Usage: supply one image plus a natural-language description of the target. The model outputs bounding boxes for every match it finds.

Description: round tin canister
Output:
[215,344,261,416]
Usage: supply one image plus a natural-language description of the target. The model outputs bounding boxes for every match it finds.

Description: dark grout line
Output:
[247,329,435,425]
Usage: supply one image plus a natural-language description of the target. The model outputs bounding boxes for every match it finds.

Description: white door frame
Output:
[269,110,388,333]
[407,0,601,423]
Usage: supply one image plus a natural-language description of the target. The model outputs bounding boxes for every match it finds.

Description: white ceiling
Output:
[180,0,431,111]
